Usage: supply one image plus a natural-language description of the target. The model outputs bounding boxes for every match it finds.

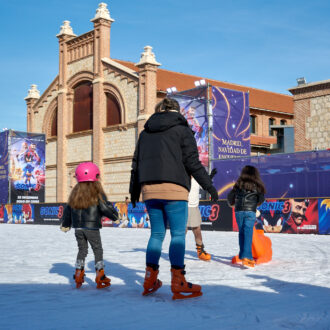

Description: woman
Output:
[130,97,218,300]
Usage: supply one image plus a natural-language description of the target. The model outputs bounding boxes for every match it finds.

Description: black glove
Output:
[131,199,137,209]
[208,185,218,202]
[209,168,217,180]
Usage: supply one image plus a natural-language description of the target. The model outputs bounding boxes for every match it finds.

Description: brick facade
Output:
[25,3,295,202]
[289,81,330,151]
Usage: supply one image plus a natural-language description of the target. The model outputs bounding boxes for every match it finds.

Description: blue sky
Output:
[1,0,330,132]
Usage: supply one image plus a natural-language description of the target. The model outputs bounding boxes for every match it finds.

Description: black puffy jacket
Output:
[130,111,214,203]
[227,187,264,212]
[61,200,118,229]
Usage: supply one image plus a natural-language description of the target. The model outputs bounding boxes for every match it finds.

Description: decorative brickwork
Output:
[289,80,330,151]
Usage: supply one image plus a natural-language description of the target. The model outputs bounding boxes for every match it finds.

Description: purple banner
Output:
[212,150,330,199]
[170,87,209,168]
[212,86,250,159]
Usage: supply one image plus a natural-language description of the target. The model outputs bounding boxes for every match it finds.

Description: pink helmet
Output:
[75,162,100,182]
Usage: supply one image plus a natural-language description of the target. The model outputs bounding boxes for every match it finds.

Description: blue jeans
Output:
[145,199,188,268]
[235,211,256,260]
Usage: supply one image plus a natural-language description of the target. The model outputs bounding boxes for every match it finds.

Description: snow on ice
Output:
[0,225,329,330]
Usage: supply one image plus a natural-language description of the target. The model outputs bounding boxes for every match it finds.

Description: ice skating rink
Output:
[0,225,329,330]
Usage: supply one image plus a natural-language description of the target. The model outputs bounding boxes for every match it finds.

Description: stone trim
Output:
[46,137,57,143]
[33,76,59,110]
[250,107,294,116]
[102,122,137,133]
[46,165,57,170]
[102,57,139,80]
[66,130,93,139]
[103,156,133,164]
[290,86,330,100]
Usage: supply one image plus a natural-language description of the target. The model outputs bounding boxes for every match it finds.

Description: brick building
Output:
[288,79,330,151]
[25,3,294,202]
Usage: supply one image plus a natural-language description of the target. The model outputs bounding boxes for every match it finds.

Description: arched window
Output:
[50,107,58,137]
[269,118,275,136]
[250,115,256,134]
[73,81,93,132]
[280,119,287,126]
[106,93,121,126]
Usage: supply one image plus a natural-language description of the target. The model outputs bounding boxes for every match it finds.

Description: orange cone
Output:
[251,227,272,264]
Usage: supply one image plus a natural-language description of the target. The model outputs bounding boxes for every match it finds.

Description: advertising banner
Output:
[0,203,35,224]
[9,131,46,203]
[170,87,209,168]
[0,131,9,204]
[199,201,233,231]
[318,199,330,234]
[213,150,330,199]
[102,202,150,228]
[34,203,66,225]
[253,198,319,234]
[212,86,250,160]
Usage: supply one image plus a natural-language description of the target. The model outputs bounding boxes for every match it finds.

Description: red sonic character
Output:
[24,143,40,164]
[22,204,33,223]
[34,170,45,191]
[0,205,4,222]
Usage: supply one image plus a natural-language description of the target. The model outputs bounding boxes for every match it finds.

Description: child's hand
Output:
[60,226,70,233]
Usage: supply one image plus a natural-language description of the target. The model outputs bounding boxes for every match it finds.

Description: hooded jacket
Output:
[130,111,213,203]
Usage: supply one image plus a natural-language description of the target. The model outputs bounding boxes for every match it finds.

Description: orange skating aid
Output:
[73,269,85,289]
[232,227,272,266]
[95,269,111,289]
[171,268,202,300]
[251,228,272,264]
[142,266,162,296]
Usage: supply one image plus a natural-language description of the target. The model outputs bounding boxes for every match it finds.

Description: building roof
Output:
[114,59,294,115]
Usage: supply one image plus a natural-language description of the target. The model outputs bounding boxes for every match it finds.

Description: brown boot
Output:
[73,269,85,289]
[142,266,162,296]
[171,267,202,300]
[95,269,111,289]
[196,244,211,261]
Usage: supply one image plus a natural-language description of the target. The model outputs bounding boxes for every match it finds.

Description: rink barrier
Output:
[0,198,329,234]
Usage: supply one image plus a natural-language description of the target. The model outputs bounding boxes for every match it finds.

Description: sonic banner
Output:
[9,131,46,203]
[212,87,250,160]
[170,87,209,168]
[252,198,319,234]
[0,131,9,204]
[0,203,35,224]
[1,199,329,235]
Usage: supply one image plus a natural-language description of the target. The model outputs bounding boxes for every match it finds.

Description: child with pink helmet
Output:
[60,162,118,289]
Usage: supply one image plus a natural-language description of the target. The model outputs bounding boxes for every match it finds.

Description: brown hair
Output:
[68,181,107,209]
[234,165,266,194]
[155,97,180,113]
